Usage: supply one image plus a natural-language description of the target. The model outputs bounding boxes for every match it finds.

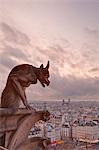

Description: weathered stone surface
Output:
[0,108,33,116]
[0,108,33,132]
[15,137,50,150]
[0,108,50,150]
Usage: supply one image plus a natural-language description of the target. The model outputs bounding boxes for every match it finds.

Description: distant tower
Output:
[68,98,70,104]
[62,99,65,106]
[43,102,47,111]
[66,98,71,112]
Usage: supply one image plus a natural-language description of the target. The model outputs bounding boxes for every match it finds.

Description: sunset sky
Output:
[0,0,99,101]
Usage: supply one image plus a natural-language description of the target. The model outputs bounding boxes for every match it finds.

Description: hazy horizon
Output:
[0,0,99,102]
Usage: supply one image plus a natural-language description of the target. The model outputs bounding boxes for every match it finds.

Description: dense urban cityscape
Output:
[29,100,99,150]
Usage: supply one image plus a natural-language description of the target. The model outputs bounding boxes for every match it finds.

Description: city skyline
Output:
[0,0,99,101]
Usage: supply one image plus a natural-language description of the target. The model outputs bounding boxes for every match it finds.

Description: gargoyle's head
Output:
[38,61,50,87]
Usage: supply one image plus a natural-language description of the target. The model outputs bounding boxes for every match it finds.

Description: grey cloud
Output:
[60,38,70,47]
[81,28,99,68]
[49,73,99,100]
[49,44,66,53]
[81,44,98,63]
[2,44,30,62]
[0,54,17,69]
[0,22,31,46]
[36,44,69,68]
[0,44,32,71]
[85,28,99,40]
[36,43,80,75]
[89,67,99,73]
[37,44,66,57]
[0,22,33,68]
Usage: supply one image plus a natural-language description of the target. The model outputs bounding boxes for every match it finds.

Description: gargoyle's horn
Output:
[46,61,49,69]
[40,64,44,69]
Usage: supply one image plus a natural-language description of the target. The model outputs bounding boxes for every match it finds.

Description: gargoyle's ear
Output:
[46,61,49,69]
[40,64,43,70]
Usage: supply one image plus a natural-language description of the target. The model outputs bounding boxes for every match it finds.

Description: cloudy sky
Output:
[0,0,99,102]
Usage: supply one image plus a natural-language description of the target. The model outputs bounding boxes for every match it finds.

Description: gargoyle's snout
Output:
[46,80,50,86]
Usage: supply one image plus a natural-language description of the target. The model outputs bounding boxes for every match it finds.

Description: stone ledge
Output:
[0,108,34,116]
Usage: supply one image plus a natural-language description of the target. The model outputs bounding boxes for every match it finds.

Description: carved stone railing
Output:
[0,108,50,150]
